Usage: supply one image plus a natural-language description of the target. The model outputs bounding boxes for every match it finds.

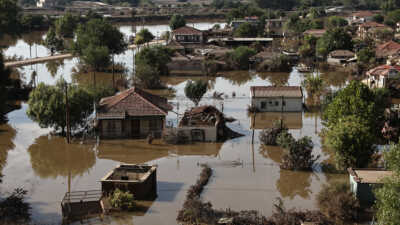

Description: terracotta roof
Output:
[172,26,203,35]
[348,168,393,184]
[359,21,386,28]
[329,50,355,58]
[167,39,185,49]
[98,87,172,117]
[376,41,400,58]
[367,64,400,77]
[352,11,375,17]
[250,86,303,98]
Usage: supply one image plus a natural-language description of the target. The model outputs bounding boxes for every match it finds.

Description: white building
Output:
[250,86,303,112]
[365,64,400,88]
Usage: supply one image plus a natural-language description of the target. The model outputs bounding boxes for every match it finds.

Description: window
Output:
[282,101,286,106]
[149,119,160,131]
[269,101,273,105]
[261,102,266,109]
[275,101,279,106]
[106,120,117,132]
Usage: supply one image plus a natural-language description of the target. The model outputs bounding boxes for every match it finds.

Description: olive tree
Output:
[184,80,208,106]
[169,14,186,30]
[135,28,154,45]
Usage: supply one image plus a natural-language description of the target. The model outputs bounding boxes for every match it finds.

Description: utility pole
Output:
[65,82,71,144]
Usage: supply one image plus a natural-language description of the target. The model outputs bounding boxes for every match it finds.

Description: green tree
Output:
[135,62,164,89]
[135,45,172,76]
[55,13,78,38]
[0,0,21,38]
[27,79,107,134]
[184,80,208,106]
[281,136,319,170]
[325,115,376,169]
[373,14,385,23]
[81,44,111,86]
[302,74,324,103]
[322,81,387,130]
[43,27,64,55]
[233,22,258,37]
[374,142,400,225]
[316,28,353,57]
[357,47,375,65]
[326,16,348,29]
[386,9,400,24]
[225,46,256,70]
[169,14,186,30]
[20,14,46,32]
[0,53,12,124]
[135,28,155,45]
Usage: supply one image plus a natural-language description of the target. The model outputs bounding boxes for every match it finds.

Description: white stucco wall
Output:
[251,97,303,112]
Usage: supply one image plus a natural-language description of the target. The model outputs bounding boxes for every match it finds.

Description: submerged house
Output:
[96,87,172,139]
[101,164,157,200]
[327,50,355,65]
[250,86,303,112]
[167,105,242,142]
[170,26,204,45]
[375,40,400,61]
[348,168,393,206]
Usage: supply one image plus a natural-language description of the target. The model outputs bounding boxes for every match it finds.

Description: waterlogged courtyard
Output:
[0,22,349,225]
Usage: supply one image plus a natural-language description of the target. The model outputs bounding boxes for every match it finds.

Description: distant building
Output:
[230,16,259,29]
[265,17,286,36]
[348,11,375,25]
[375,41,400,61]
[327,50,355,65]
[348,168,393,206]
[96,87,172,139]
[36,0,56,8]
[170,26,204,44]
[250,86,303,112]
[303,29,326,38]
[358,22,389,39]
[365,64,400,88]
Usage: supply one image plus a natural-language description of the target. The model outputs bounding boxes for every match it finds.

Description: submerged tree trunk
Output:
[112,54,115,89]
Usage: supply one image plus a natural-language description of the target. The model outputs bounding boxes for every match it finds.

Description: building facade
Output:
[96,87,172,139]
[250,86,303,112]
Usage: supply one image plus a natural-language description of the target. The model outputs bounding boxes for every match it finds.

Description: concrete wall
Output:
[251,97,303,112]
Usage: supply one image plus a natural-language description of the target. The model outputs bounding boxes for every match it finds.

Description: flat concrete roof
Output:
[349,168,393,184]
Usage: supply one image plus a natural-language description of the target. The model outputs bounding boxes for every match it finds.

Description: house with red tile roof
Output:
[303,29,326,38]
[348,11,375,24]
[96,87,172,138]
[250,86,303,112]
[170,26,204,44]
[365,64,400,88]
[375,41,400,60]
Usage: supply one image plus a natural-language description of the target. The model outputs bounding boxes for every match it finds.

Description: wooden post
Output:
[112,54,115,89]
[65,83,71,144]
[251,112,256,144]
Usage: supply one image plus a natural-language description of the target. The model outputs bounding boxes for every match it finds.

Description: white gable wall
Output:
[252,97,303,112]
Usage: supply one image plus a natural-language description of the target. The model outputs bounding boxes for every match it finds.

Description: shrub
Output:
[276,130,295,149]
[259,120,287,146]
[110,188,135,211]
[317,182,360,224]
[256,54,292,72]
[225,46,257,70]
[281,136,319,171]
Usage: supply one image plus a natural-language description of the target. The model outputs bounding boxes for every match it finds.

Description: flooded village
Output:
[1,1,400,225]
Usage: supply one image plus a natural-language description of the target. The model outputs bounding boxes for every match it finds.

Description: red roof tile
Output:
[250,86,303,98]
[98,87,172,117]
[359,21,386,28]
[353,11,375,17]
[172,26,203,35]
[367,64,400,77]
[376,41,400,58]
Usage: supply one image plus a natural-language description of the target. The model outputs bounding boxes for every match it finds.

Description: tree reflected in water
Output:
[45,60,64,77]
[276,169,313,199]
[28,135,96,179]
[258,72,290,86]
[223,71,255,86]
[0,124,16,174]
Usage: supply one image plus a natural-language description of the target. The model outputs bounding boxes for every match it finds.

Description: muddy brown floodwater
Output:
[0,22,349,225]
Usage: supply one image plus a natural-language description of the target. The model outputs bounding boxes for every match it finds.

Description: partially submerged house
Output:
[170,26,204,45]
[348,168,393,206]
[365,64,400,88]
[169,105,242,142]
[101,164,157,200]
[327,50,355,65]
[96,87,172,139]
[250,86,303,112]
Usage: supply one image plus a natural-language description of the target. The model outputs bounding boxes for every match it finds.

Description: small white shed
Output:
[250,86,303,112]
